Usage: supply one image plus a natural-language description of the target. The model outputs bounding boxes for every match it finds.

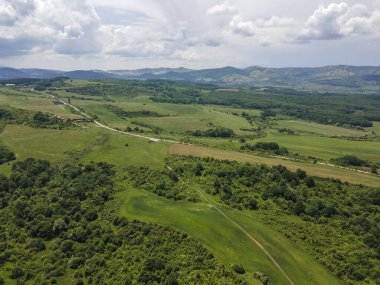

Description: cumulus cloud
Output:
[298,2,380,41]
[229,15,255,36]
[0,0,102,56]
[0,0,17,25]
[255,16,295,28]
[104,26,168,57]
[206,1,237,16]
[171,48,201,60]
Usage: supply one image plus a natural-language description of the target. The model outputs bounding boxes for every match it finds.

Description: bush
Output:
[231,264,245,274]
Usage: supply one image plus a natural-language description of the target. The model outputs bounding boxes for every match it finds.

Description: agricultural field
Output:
[0,80,379,285]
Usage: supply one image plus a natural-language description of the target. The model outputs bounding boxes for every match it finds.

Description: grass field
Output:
[275,120,369,137]
[0,124,100,162]
[73,98,255,134]
[0,124,170,169]
[0,88,82,119]
[170,144,380,187]
[118,186,342,285]
[254,133,380,162]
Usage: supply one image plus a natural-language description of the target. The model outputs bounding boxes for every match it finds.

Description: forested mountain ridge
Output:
[1,65,380,91]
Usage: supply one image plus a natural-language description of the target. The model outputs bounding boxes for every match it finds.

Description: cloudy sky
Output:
[0,0,379,70]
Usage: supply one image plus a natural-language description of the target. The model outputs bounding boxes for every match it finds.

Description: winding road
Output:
[50,95,181,144]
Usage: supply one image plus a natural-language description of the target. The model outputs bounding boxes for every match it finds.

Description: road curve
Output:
[51,95,181,144]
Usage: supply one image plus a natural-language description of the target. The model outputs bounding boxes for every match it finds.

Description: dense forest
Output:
[0,158,248,284]
[125,156,380,284]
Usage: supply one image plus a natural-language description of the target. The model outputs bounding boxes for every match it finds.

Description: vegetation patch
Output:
[105,104,165,118]
[0,144,15,165]
[188,127,235,138]
[0,158,247,284]
[242,141,289,155]
[125,156,379,284]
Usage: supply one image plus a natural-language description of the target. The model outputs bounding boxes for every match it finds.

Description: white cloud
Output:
[171,48,201,60]
[298,2,380,41]
[0,0,16,25]
[0,0,102,55]
[255,16,296,28]
[1,0,380,68]
[206,1,237,16]
[229,15,255,36]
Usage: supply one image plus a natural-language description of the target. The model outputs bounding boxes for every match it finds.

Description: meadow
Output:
[254,133,380,162]
[0,81,379,285]
[118,186,342,285]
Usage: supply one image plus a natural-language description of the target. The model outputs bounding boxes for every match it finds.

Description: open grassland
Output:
[170,144,380,187]
[81,128,170,168]
[275,120,370,137]
[0,124,100,162]
[73,98,254,134]
[0,88,82,119]
[136,106,252,133]
[0,124,170,169]
[254,133,380,162]
[367,122,380,135]
[118,186,342,285]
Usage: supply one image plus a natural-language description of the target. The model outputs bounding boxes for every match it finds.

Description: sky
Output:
[0,0,379,70]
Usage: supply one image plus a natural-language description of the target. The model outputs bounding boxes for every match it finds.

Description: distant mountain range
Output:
[1,65,380,89]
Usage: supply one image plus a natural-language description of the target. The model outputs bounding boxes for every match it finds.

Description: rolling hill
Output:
[1,65,380,90]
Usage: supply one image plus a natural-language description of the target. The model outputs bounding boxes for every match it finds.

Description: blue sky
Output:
[0,0,379,70]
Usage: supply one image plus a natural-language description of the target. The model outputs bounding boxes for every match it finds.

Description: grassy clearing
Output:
[0,124,100,162]
[136,106,252,133]
[0,88,81,119]
[118,186,342,285]
[254,133,380,162]
[275,120,369,137]
[170,144,380,187]
[81,128,170,168]
[74,99,254,134]
[0,124,170,169]
[367,122,380,135]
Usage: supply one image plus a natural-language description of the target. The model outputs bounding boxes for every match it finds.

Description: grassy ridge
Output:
[118,187,342,285]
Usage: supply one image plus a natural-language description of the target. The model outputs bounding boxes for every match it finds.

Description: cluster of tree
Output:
[105,104,164,118]
[125,166,200,202]
[0,106,71,129]
[130,120,163,134]
[278,128,296,135]
[128,156,379,284]
[242,142,289,155]
[0,144,15,165]
[188,128,235,138]
[330,155,379,173]
[0,158,247,284]
[330,155,369,167]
